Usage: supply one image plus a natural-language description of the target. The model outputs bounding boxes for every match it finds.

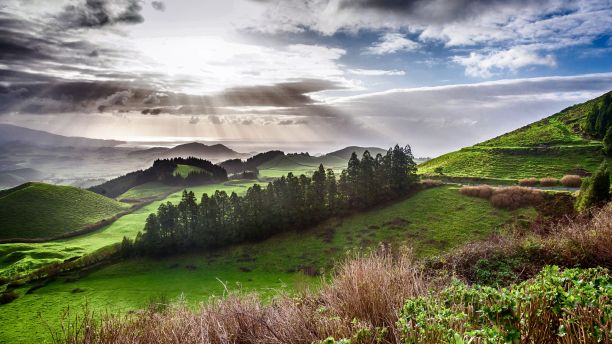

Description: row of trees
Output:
[585,93,612,139]
[125,145,418,255]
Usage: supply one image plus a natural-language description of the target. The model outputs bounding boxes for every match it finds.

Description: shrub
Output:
[489,187,544,210]
[518,178,538,186]
[459,185,493,199]
[604,126,612,156]
[420,179,443,188]
[576,161,611,212]
[539,177,558,186]
[559,174,582,187]
[398,266,611,344]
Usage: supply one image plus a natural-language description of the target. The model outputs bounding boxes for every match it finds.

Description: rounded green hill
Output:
[0,182,130,240]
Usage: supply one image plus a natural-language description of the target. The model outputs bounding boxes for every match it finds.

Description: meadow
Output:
[0,186,536,342]
[0,183,130,240]
[0,180,265,279]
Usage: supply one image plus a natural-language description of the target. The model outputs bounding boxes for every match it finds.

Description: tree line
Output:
[90,157,227,198]
[585,93,612,139]
[123,145,418,256]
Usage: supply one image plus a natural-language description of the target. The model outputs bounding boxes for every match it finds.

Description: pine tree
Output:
[576,161,611,211]
[604,126,612,156]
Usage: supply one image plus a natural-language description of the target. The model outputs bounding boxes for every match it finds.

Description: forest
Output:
[126,145,418,255]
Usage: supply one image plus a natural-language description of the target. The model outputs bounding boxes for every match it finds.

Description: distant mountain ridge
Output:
[0,124,124,147]
[326,146,387,160]
[129,142,246,160]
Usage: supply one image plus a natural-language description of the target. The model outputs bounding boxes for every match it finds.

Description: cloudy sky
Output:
[1,0,611,155]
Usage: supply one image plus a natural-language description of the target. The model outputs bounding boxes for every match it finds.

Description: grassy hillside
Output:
[258,154,348,178]
[116,182,179,201]
[0,183,130,240]
[0,185,536,342]
[0,180,265,279]
[419,91,611,179]
[173,164,205,178]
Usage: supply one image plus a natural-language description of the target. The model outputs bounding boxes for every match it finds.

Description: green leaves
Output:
[397,266,611,343]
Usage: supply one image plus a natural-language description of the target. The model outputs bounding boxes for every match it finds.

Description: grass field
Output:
[116,181,179,201]
[419,93,610,180]
[0,180,265,279]
[0,183,131,240]
[258,154,348,179]
[173,164,206,178]
[0,185,536,342]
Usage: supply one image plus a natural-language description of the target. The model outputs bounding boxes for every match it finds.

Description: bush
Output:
[518,178,538,186]
[559,174,582,187]
[489,187,544,210]
[604,126,612,156]
[459,185,493,199]
[398,266,611,344]
[576,162,611,212]
[539,177,558,186]
[420,179,443,188]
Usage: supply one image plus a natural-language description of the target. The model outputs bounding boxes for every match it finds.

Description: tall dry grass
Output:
[58,250,429,344]
[560,174,582,187]
[459,185,544,210]
[539,177,559,186]
[518,178,538,186]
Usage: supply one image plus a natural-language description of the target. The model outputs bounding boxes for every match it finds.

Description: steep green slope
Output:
[0,183,130,240]
[419,91,611,179]
[0,185,536,342]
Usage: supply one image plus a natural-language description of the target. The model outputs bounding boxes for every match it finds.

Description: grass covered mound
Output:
[419,91,611,180]
[173,164,206,178]
[0,183,130,240]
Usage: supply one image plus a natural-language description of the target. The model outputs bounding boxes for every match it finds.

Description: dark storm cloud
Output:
[57,0,144,29]
[151,1,166,11]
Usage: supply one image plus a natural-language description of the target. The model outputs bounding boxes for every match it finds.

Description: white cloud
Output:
[453,46,557,78]
[347,68,405,76]
[365,33,419,55]
[329,72,612,156]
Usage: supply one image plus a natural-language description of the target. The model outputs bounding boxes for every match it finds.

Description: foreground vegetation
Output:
[0,185,536,342]
[58,253,611,343]
[0,183,130,240]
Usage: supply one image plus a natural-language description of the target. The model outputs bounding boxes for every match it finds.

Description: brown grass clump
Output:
[518,177,538,186]
[559,174,582,187]
[539,177,559,186]
[459,185,493,199]
[60,250,429,344]
[419,179,443,188]
[489,186,545,210]
[460,185,544,210]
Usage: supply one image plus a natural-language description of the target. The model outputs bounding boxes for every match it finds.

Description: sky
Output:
[1,0,612,156]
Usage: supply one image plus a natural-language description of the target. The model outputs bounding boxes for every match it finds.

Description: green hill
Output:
[0,185,536,342]
[419,91,611,180]
[0,183,130,240]
[258,153,348,178]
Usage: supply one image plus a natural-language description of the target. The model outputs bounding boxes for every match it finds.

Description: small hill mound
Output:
[89,157,227,198]
[326,146,387,160]
[419,91,611,180]
[0,182,130,240]
[129,142,245,161]
[219,150,285,175]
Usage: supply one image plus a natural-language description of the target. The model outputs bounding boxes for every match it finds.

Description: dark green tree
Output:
[576,161,611,211]
[604,126,612,156]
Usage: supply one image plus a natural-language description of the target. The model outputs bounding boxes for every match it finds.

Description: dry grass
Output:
[58,250,429,344]
[560,174,582,187]
[518,178,538,186]
[458,185,493,199]
[539,177,559,186]
[460,185,544,210]
[419,179,444,188]
[438,203,612,286]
